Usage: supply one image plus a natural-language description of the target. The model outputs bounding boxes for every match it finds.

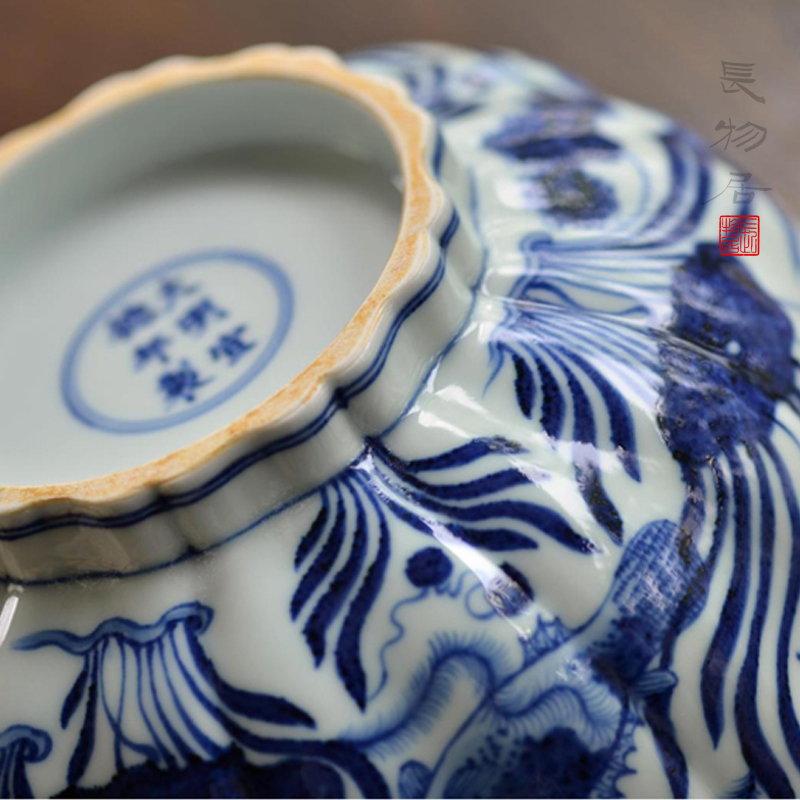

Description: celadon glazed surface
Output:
[0,43,799,798]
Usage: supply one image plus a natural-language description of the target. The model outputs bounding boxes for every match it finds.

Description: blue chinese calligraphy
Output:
[108,304,156,341]
[158,359,212,405]
[133,335,171,370]
[61,250,294,433]
[210,325,256,366]
[159,277,198,310]
[177,298,228,336]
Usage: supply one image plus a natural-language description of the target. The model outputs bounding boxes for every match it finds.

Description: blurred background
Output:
[1,0,798,215]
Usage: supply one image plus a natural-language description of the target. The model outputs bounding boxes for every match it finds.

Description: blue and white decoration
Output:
[61,249,293,433]
[3,43,800,797]
[0,726,51,799]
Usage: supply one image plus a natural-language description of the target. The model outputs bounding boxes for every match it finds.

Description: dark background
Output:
[1,0,798,214]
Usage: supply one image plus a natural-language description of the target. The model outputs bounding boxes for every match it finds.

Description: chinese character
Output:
[176,298,228,335]
[710,119,767,152]
[720,215,760,256]
[209,325,256,366]
[704,171,772,205]
[719,61,765,103]
[158,359,211,404]
[134,335,171,369]
[108,304,157,340]
[160,278,198,311]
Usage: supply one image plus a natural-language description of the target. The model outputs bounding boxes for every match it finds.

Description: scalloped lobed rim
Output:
[0,45,445,514]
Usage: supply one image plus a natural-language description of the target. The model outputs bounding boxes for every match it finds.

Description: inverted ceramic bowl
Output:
[0,43,799,798]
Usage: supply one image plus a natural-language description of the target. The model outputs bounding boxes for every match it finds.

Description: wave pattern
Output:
[484,129,710,542]
[349,43,800,797]
[291,436,594,709]
[652,243,800,798]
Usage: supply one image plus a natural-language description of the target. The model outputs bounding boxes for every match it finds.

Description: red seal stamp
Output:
[719,215,760,255]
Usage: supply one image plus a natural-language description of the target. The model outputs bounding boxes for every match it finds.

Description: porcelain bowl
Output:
[0,43,798,798]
